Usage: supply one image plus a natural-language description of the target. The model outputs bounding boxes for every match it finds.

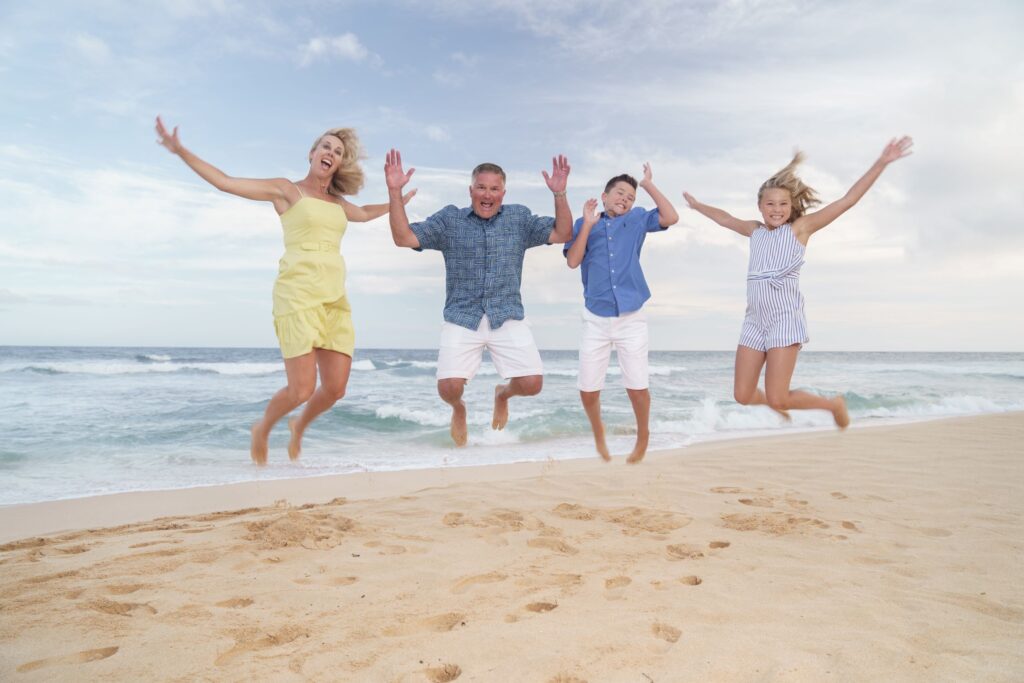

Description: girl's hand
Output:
[682,191,700,209]
[155,116,183,155]
[401,188,417,205]
[581,198,599,227]
[880,136,913,165]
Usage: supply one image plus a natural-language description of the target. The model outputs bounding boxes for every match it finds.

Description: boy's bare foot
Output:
[593,422,611,462]
[287,418,302,461]
[492,385,510,430]
[626,432,649,465]
[832,396,850,430]
[250,423,268,466]
[450,401,468,447]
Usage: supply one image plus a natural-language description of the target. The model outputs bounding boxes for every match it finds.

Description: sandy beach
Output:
[1,412,1021,681]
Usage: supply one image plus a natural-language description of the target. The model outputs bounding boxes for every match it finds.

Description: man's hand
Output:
[385,148,415,191]
[542,154,570,194]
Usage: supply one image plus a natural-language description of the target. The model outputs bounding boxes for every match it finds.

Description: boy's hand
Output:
[682,191,700,210]
[542,155,570,194]
[640,162,653,188]
[581,198,599,227]
[385,148,415,190]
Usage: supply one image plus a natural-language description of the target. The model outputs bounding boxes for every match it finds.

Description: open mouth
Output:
[320,158,333,170]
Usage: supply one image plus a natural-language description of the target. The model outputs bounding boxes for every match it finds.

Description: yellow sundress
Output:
[272,196,354,359]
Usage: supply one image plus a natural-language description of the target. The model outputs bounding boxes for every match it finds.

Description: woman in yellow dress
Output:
[155,117,414,465]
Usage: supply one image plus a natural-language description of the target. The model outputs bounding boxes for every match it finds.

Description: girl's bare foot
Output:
[450,401,468,447]
[832,396,850,430]
[492,385,510,430]
[250,423,268,466]
[626,432,650,464]
[287,418,303,461]
[774,408,792,422]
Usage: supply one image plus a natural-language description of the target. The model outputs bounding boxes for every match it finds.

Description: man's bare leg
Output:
[579,390,611,461]
[438,378,469,446]
[493,375,543,430]
[625,388,651,464]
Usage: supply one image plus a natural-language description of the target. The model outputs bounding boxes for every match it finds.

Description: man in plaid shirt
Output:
[385,149,572,446]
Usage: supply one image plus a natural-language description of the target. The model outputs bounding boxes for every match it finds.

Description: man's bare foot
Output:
[593,422,611,462]
[626,432,650,465]
[450,401,468,447]
[492,385,510,430]
[287,418,303,461]
[832,396,850,430]
[250,422,268,466]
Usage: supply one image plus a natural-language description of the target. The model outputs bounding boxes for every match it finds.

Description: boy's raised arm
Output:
[565,198,599,269]
[639,163,679,228]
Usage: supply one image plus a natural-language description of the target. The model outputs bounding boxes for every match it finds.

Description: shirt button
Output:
[611,269,615,273]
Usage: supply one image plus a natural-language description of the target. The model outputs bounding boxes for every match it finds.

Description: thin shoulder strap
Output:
[292,182,306,198]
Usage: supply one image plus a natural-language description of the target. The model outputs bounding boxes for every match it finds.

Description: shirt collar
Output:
[462,205,505,221]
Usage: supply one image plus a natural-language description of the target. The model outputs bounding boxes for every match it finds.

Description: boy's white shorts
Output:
[578,307,649,392]
[437,315,544,381]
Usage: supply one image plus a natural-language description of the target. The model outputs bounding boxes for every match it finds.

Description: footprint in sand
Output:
[526,602,558,613]
[106,584,148,595]
[425,663,462,682]
[86,598,157,617]
[738,498,773,508]
[216,598,254,608]
[17,647,119,673]
[651,622,681,643]
[331,576,359,586]
[709,541,730,549]
[841,521,861,532]
[451,571,508,594]
[710,486,745,494]
[679,575,702,586]
[364,541,407,555]
[548,675,588,683]
[527,538,579,555]
[215,624,309,666]
[605,576,631,589]
[831,491,849,499]
[666,544,704,560]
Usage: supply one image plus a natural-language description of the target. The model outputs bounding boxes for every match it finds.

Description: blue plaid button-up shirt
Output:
[410,204,554,330]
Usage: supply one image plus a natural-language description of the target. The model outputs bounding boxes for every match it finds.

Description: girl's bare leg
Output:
[734,345,790,420]
[288,349,353,460]
[764,345,849,428]
[252,352,317,466]
[579,390,611,462]
[625,388,651,464]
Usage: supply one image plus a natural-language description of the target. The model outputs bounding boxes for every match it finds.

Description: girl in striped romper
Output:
[683,137,913,428]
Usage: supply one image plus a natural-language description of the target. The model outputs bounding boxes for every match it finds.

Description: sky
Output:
[1,0,1022,351]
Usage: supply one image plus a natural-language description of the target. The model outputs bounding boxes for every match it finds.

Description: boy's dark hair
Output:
[604,174,638,194]
[472,162,506,184]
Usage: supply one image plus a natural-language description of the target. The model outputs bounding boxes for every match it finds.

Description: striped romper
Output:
[738,223,809,352]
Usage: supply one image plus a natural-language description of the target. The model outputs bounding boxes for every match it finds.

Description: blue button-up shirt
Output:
[564,206,664,317]
[410,204,554,330]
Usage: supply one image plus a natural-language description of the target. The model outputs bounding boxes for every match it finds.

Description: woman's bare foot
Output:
[593,422,611,462]
[287,418,303,461]
[450,400,468,447]
[626,432,650,464]
[250,422,268,466]
[492,385,510,430]
[832,396,850,430]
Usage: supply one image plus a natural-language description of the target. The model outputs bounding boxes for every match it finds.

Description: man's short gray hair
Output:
[471,162,506,184]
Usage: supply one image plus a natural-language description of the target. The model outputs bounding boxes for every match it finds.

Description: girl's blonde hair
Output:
[757,151,820,220]
[310,127,365,196]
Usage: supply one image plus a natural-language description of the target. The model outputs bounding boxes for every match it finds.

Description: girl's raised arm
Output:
[156,116,291,210]
[794,136,913,241]
[683,192,759,237]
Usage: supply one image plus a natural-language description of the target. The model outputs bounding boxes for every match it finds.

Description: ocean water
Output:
[1,346,1022,505]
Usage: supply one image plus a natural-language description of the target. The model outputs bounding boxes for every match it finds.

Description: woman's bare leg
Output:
[251,352,317,465]
[288,349,353,460]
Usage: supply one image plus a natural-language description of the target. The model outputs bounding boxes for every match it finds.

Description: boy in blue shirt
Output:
[564,164,679,463]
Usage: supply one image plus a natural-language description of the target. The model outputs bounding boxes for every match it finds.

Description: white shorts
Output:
[578,307,649,392]
[437,315,544,381]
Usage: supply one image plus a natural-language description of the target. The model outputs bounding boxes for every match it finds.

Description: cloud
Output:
[299,33,379,67]
[425,125,451,142]
[70,32,112,64]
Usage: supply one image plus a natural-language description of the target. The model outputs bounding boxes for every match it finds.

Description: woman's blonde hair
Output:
[310,127,365,196]
[757,151,820,220]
